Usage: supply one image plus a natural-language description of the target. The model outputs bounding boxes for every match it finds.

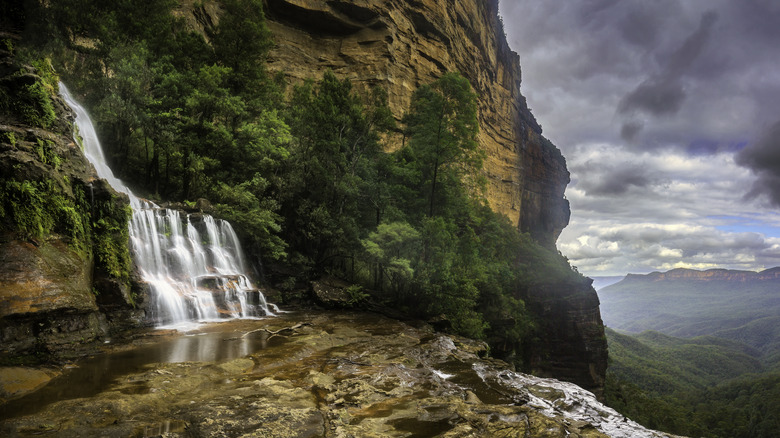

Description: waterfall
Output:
[60,83,273,328]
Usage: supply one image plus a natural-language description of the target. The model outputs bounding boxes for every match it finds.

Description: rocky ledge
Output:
[2,311,679,437]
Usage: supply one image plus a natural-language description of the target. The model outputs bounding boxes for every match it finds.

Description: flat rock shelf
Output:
[0,311,680,438]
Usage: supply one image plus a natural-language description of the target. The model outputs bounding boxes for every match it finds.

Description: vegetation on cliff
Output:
[11,0,587,370]
[0,43,133,298]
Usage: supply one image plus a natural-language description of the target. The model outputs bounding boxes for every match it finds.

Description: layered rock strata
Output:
[258,0,570,246]
[254,0,604,396]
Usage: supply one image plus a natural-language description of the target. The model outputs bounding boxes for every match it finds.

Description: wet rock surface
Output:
[1,311,679,437]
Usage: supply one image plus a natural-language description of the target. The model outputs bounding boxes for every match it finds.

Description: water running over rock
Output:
[59,84,272,328]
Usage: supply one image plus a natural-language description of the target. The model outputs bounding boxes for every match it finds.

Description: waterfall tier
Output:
[60,83,273,327]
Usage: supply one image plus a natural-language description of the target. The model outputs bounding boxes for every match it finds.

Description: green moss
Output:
[34,138,61,170]
[0,179,88,254]
[91,195,133,288]
[0,58,59,130]
[28,58,59,93]
[16,80,57,129]
[1,131,17,147]
[0,177,133,299]
[2,38,13,54]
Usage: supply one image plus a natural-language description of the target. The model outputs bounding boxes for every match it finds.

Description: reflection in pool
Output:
[1,323,280,420]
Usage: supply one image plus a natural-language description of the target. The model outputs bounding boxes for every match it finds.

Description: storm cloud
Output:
[618,11,718,119]
[500,0,780,275]
[736,121,780,206]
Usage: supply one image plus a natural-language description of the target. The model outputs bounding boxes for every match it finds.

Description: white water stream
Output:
[60,83,273,329]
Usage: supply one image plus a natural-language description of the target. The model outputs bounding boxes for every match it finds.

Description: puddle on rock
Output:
[389,417,455,437]
[0,319,291,420]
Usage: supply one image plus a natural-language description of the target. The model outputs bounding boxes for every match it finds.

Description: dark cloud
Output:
[619,79,686,117]
[621,121,643,142]
[730,0,780,43]
[619,9,661,48]
[664,11,719,77]
[736,121,780,206]
[618,11,718,119]
[573,163,655,196]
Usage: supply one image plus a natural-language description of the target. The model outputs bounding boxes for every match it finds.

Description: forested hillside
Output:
[605,329,780,437]
[600,269,780,437]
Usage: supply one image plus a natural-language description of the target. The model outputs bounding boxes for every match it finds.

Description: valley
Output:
[598,269,780,437]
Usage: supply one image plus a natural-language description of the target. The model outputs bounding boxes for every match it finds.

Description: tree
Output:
[281,71,393,272]
[211,0,273,104]
[403,72,483,217]
[361,221,420,295]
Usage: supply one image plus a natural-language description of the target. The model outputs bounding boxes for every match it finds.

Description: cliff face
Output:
[519,278,608,399]
[254,0,603,396]
[172,0,606,395]
[259,0,570,247]
[0,30,140,358]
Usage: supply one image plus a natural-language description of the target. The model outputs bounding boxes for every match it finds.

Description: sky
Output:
[498,0,780,277]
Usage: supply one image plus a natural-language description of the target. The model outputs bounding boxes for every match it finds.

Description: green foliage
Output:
[34,138,61,170]
[0,175,133,290]
[0,179,87,254]
[2,38,13,54]
[344,284,369,307]
[362,221,420,295]
[91,195,133,286]
[280,70,392,270]
[6,74,57,129]
[605,328,780,437]
[28,58,60,93]
[2,131,17,147]
[402,72,484,217]
[0,56,59,130]
[212,175,286,261]
[211,0,273,102]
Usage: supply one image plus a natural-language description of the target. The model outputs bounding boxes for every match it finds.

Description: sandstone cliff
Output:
[252,0,605,397]
[0,29,140,359]
[256,0,571,247]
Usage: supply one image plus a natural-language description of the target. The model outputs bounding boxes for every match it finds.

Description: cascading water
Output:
[60,83,273,328]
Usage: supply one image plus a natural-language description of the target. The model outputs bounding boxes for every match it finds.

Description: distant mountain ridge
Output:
[623,267,780,282]
[598,267,780,345]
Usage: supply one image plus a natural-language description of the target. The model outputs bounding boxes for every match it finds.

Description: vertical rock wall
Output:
[254,0,604,395]
[0,25,141,358]
[260,0,570,246]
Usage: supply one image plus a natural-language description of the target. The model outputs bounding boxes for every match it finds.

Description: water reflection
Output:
[0,326,275,420]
